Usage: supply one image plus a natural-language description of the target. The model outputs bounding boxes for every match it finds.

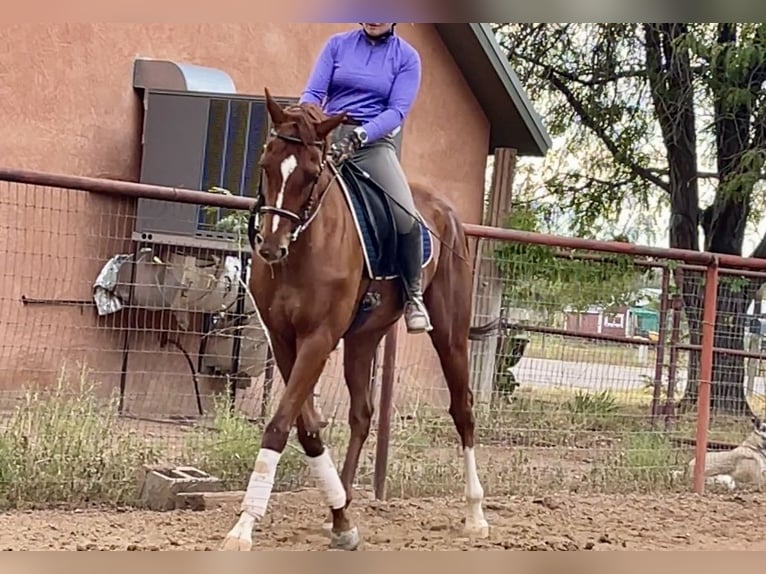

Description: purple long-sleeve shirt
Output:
[300,28,422,144]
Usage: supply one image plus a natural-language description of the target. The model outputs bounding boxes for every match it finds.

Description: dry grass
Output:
[0,366,164,509]
[0,365,760,510]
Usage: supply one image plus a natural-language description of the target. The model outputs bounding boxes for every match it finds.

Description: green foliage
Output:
[493,23,766,252]
[201,186,250,246]
[568,390,619,417]
[0,366,163,508]
[495,202,650,313]
[183,394,304,491]
[596,431,680,490]
[566,390,622,432]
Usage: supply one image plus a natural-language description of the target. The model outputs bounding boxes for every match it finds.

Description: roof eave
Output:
[434,23,552,157]
[470,23,552,157]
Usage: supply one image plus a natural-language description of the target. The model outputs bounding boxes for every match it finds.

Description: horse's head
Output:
[252,88,347,264]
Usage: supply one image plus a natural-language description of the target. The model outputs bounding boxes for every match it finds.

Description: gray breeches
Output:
[333,124,418,234]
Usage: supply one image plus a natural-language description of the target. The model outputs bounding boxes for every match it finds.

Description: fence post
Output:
[651,266,671,423]
[692,258,719,494]
[374,321,399,500]
[664,294,683,430]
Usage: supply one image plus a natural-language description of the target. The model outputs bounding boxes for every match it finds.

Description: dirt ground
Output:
[1,489,765,551]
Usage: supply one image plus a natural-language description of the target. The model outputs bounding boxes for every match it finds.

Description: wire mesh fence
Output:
[2,174,766,511]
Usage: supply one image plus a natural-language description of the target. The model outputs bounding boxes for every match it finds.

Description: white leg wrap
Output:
[241,448,282,519]
[306,448,347,509]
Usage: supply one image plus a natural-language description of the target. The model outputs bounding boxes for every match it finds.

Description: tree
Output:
[496,23,766,415]
[495,200,652,323]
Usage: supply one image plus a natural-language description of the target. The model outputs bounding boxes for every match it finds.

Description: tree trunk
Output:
[679,273,754,416]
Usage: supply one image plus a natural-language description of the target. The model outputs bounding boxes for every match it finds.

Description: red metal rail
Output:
[464,222,766,271]
[2,166,766,271]
[0,167,253,210]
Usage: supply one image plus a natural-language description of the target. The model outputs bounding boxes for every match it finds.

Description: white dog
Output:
[683,416,766,491]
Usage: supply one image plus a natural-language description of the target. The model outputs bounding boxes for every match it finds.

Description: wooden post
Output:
[469,148,518,403]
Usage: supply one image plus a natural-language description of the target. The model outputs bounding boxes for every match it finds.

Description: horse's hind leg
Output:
[295,412,360,550]
[424,273,489,538]
[319,330,385,537]
[340,332,385,491]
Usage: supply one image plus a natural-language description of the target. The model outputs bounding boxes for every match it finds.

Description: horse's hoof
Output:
[463,519,489,539]
[220,534,252,551]
[329,526,360,551]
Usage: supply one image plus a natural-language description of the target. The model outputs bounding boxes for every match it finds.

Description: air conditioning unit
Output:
[134,89,298,249]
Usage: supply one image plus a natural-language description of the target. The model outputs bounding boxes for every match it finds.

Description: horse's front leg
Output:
[221,328,352,551]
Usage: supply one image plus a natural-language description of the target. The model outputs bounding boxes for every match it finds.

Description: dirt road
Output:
[0,489,764,551]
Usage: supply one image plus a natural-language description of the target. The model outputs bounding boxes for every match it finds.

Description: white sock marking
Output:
[272,154,297,233]
[306,447,347,509]
[463,447,488,532]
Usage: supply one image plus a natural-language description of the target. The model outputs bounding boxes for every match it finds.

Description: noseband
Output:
[247,128,337,251]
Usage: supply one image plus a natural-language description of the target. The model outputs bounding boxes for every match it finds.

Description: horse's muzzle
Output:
[258,243,288,264]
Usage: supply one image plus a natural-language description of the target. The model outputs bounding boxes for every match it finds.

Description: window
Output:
[603,313,625,329]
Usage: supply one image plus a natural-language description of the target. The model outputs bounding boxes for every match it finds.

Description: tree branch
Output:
[510,52,649,86]
[543,70,670,193]
[511,51,707,88]
[648,167,766,180]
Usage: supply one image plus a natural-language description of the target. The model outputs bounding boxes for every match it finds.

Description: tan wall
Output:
[0,23,489,417]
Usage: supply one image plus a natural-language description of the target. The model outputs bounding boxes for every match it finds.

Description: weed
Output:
[0,365,163,509]
[183,394,311,491]
[569,390,619,416]
[0,364,728,509]
[592,431,683,492]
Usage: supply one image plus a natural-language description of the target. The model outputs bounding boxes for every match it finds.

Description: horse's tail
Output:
[446,206,504,343]
[427,191,505,344]
[468,318,503,341]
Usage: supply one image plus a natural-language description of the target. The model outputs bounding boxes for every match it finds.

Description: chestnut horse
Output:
[222,89,491,551]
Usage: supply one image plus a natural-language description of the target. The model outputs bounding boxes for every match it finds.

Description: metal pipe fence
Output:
[1,167,765,509]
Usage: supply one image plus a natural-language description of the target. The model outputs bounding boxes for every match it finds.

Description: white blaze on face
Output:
[272,154,298,233]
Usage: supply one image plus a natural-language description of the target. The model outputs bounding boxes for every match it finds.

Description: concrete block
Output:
[176,490,245,511]
[139,465,223,511]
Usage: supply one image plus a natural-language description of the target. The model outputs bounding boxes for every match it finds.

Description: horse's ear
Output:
[316,112,348,139]
[264,87,286,126]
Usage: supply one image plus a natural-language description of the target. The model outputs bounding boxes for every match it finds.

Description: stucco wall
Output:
[0,23,489,416]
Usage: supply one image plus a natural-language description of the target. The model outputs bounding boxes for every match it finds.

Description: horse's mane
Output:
[282,102,330,146]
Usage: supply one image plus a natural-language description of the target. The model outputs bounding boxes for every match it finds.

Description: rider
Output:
[299,23,432,334]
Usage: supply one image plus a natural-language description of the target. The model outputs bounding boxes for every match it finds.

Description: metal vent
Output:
[135,89,297,248]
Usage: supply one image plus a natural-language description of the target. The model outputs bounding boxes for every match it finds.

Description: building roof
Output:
[434,23,551,157]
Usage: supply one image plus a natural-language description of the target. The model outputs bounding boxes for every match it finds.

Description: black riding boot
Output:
[397,226,433,333]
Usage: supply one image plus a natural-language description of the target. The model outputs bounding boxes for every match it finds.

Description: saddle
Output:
[336,160,432,282]
[338,161,398,279]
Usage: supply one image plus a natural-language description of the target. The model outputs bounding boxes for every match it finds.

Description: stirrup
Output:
[404,299,433,333]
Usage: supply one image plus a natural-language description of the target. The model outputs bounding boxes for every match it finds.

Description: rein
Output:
[247,129,339,250]
[247,122,470,267]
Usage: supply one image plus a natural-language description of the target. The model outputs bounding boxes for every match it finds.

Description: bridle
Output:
[247,127,339,251]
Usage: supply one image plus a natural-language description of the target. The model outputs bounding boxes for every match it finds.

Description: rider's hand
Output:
[330,128,367,165]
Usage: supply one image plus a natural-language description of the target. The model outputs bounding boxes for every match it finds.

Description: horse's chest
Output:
[256,286,324,323]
